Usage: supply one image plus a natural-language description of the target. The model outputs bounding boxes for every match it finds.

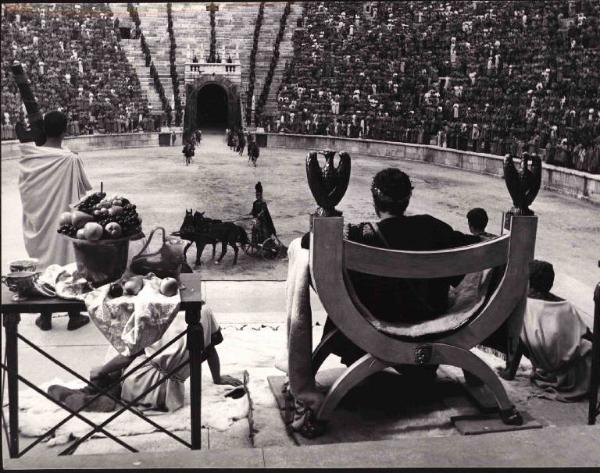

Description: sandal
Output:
[290,400,327,439]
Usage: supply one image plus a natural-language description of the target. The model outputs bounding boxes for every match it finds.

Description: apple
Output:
[59,212,72,226]
[76,228,86,239]
[71,210,94,229]
[83,222,103,241]
[160,277,178,297]
[108,205,124,217]
[105,222,122,238]
[108,282,123,298]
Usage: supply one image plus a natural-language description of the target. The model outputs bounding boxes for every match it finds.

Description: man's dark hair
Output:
[529,259,555,293]
[467,208,489,231]
[43,111,68,138]
[371,168,413,216]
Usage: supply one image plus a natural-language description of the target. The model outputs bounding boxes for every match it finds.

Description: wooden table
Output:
[1,273,205,457]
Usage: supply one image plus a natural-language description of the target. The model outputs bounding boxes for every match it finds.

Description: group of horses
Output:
[177,210,249,266]
[226,129,260,166]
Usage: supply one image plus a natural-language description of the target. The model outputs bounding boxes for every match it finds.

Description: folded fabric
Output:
[36,263,94,299]
[83,274,181,356]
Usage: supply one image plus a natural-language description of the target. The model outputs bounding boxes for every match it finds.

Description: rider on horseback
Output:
[250,181,276,243]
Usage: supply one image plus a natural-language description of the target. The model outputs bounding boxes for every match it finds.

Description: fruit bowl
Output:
[61,232,144,287]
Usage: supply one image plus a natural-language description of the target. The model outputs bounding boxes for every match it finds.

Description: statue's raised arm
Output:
[11,61,46,146]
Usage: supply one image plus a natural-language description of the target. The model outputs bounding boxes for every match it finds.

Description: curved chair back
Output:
[310,215,537,364]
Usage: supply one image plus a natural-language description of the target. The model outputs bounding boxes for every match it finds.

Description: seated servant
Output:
[517,260,593,402]
[288,168,479,436]
[466,207,496,241]
[48,305,242,412]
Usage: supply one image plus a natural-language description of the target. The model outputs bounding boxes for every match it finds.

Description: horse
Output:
[178,209,218,265]
[248,141,259,167]
[193,211,249,266]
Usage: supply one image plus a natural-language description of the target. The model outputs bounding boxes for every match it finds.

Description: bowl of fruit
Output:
[58,191,144,286]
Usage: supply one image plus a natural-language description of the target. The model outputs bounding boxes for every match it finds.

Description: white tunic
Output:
[18,144,92,269]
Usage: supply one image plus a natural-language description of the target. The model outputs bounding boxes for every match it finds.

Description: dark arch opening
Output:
[196,84,228,130]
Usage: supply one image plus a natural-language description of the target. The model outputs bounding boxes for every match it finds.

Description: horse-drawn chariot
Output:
[243,217,285,259]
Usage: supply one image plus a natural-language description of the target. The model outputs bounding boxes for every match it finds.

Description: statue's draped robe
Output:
[18,144,92,269]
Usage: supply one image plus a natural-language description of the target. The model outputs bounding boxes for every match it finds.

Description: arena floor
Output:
[1,130,598,299]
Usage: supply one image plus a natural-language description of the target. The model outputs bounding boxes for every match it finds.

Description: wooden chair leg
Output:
[316,354,387,421]
[434,344,523,425]
[312,328,339,376]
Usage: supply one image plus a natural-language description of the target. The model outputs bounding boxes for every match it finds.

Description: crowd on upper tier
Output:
[1,3,163,140]
[268,1,600,173]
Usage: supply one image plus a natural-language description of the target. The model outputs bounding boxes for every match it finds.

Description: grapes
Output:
[76,191,106,215]
[57,224,77,237]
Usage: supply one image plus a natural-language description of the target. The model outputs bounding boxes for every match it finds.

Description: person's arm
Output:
[90,352,137,380]
[206,346,242,386]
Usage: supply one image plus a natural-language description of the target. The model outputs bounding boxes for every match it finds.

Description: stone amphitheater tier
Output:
[110,2,304,119]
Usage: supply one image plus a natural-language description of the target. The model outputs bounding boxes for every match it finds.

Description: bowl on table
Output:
[1,271,40,301]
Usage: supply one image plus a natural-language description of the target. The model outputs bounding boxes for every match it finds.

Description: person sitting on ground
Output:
[466,207,496,241]
[515,259,593,402]
[48,305,242,412]
[18,111,91,331]
[289,168,480,436]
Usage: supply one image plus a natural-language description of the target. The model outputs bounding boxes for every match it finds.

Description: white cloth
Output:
[520,298,593,401]
[18,144,92,269]
[84,274,181,357]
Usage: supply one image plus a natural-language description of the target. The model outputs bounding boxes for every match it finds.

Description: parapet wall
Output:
[3,132,598,203]
[263,133,600,204]
[1,132,183,159]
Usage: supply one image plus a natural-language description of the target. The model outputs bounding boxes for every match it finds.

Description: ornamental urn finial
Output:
[305,150,351,217]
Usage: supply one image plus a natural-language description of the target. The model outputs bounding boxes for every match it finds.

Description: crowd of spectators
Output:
[269,1,600,173]
[1,3,162,140]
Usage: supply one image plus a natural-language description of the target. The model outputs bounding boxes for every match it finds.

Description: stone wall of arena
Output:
[2,132,598,203]
[262,133,600,205]
[1,131,184,160]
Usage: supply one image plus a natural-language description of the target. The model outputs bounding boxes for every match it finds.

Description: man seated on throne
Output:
[285,168,481,437]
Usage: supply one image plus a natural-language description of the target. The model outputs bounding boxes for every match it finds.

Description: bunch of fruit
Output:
[107,276,178,298]
[57,191,143,241]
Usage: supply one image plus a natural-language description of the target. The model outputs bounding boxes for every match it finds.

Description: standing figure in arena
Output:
[249,181,277,243]
[248,136,260,167]
[227,128,236,150]
[18,111,91,331]
[182,138,194,165]
[237,130,246,156]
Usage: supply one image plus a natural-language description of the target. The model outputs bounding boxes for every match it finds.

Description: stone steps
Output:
[109,2,305,116]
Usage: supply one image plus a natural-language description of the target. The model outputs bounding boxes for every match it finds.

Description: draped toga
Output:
[18,143,92,269]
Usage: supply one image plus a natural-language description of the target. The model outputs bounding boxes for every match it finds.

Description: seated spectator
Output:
[519,260,593,402]
[466,207,496,240]
[288,167,480,437]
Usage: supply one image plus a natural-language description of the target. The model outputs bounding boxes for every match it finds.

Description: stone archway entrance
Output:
[184,75,240,135]
[196,84,228,128]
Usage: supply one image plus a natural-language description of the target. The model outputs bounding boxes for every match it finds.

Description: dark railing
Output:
[255,1,292,118]
[167,2,182,125]
[208,5,217,63]
[128,3,171,123]
[246,1,265,125]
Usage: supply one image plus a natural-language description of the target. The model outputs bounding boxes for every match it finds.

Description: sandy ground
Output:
[1,132,598,459]
[2,131,598,310]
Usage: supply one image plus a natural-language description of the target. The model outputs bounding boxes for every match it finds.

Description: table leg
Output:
[3,312,21,458]
[186,307,204,449]
[588,284,600,425]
